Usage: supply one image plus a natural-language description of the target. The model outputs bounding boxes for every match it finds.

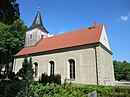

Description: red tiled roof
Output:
[16,24,103,56]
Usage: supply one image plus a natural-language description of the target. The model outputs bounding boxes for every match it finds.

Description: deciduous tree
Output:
[0,19,27,75]
[113,60,130,81]
[0,0,20,24]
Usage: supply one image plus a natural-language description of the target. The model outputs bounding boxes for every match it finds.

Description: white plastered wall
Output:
[14,45,97,84]
[99,25,111,51]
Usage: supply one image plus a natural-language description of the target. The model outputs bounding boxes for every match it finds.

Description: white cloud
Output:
[120,16,129,21]
[120,12,130,21]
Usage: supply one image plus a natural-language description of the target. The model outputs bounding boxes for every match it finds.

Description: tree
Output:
[0,0,20,24]
[113,60,130,81]
[16,57,37,97]
[0,0,23,75]
[0,19,27,75]
[17,57,29,80]
[0,23,8,75]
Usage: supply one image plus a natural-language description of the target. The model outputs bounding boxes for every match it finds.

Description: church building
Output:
[13,9,115,85]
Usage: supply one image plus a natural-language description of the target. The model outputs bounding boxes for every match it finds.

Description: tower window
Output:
[68,59,75,79]
[49,61,55,76]
[41,35,44,39]
[30,34,32,38]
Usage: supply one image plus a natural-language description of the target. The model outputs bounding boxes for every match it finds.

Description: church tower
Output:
[25,8,48,47]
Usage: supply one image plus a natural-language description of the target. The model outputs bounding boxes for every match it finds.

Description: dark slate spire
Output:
[27,8,48,33]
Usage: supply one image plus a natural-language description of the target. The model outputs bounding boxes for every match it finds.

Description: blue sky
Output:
[17,0,130,62]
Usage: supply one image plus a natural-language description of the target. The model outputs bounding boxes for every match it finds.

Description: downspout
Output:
[94,45,99,85]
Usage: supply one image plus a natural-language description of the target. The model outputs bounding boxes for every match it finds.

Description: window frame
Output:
[49,61,55,76]
[68,59,75,80]
[34,62,38,78]
[29,34,32,38]
[41,34,44,39]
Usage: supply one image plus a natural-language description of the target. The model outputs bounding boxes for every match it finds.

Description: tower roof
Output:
[27,8,48,33]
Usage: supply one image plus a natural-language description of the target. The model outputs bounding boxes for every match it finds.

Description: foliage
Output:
[0,80,23,97]
[16,57,37,97]
[35,83,86,97]
[8,72,18,80]
[17,57,30,80]
[0,19,27,75]
[0,0,20,24]
[35,82,130,97]
[39,73,61,85]
[0,80,130,97]
[0,0,25,76]
[113,60,130,81]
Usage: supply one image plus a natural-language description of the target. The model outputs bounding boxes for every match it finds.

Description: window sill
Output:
[67,79,75,81]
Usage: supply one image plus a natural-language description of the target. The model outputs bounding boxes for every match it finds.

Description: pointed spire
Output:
[27,8,48,33]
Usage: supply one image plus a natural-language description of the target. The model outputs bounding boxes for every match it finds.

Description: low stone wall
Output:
[115,81,130,86]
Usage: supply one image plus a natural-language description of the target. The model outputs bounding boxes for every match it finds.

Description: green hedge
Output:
[35,83,130,97]
[0,80,130,97]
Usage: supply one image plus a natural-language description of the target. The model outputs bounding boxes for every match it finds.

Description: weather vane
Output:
[38,0,42,10]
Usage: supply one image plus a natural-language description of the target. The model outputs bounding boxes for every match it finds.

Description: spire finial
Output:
[38,5,40,11]
[38,0,41,11]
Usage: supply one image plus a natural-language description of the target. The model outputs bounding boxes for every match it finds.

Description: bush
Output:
[1,80,130,97]
[35,83,130,97]
[0,80,24,97]
[0,74,4,79]
[8,72,18,80]
[39,73,61,85]
[39,73,49,84]
[54,74,61,85]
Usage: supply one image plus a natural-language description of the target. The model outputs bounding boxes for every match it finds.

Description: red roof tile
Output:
[16,24,103,56]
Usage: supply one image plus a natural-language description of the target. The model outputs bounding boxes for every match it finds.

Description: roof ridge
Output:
[42,24,103,39]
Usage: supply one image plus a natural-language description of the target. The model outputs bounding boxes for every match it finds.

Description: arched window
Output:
[34,62,38,77]
[68,59,75,79]
[49,61,54,76]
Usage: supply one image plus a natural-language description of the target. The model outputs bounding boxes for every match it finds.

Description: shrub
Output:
[35,83,130,97]
[39,73,49,84]
[39,73,61,85]
[54,74,61,85]
[0,80,24,97]
[0,74,4,79]
[1,80,130,97]
[8,72,18,80]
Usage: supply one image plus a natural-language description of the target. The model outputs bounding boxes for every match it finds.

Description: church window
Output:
[68,59,75,79]
[49,61,54,76]
[34,62,38,77]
